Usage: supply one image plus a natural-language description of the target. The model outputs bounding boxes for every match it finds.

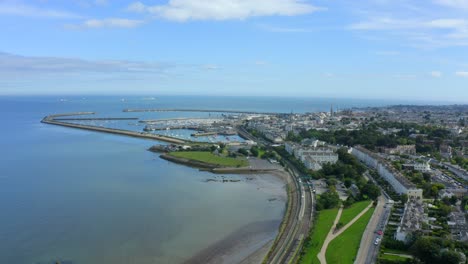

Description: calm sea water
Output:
[0,95,410,264]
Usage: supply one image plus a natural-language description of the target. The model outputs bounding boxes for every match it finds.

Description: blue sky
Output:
[0,0,467,102]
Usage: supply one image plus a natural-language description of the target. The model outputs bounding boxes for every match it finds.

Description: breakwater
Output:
[53,117,138,121]
[41,113,187,144]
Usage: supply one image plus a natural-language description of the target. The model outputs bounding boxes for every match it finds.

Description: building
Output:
[285,141,338,171]
[395,197,426,242]
[351,146,423,198]
[439,188,468,199]
[403,162,431,172]
[440,144,453,159]
[448,209,468,242]
[382,145,416,155]
[301,151,339,170]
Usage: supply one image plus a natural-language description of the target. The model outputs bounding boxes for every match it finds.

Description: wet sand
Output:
[183,220,280,264]
[183,171,291,264]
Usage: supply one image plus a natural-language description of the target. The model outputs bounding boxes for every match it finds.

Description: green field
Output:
[299,208,339,264]
[339,200,372,226]
[169,151,249,167]
[325,207,375,264]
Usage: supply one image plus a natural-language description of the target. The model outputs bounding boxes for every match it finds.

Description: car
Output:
[377,230,383,236]
[374,237,381,245]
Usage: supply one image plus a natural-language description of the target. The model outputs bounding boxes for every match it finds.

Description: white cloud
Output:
[0,52,169,73]
[455,71,468,77]
[431,71,442,77]
[349,17,418,30]
[0,2,81,19]
[127,0,321,22]
[434,0,468,9]
[349,17,468,47]
[68,18,144,29]
[349,17,468,31]
[127,2,147,12]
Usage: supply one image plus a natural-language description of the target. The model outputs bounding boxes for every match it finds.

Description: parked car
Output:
[374,237,381,245]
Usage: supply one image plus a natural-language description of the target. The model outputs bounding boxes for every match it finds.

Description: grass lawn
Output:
[169,151,248,167]
[325,207,375,264]
[299,208,339,264]
[339,200,372,226]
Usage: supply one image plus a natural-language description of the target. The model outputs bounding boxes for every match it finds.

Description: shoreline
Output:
[182,220,281,264]
[159,151,295,264]
[40,113,296,264]
[160,153,279,175]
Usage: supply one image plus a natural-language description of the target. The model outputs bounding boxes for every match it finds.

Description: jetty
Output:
[41,113,187,144]
[53,117,138,121]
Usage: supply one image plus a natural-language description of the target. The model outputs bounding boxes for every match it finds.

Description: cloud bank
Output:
[127,0,320,22]
[0,52,169,73]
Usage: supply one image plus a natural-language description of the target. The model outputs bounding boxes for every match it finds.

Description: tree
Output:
[237,148,249,156]
[411,237,441,263]
[344,178,353,188]
[440,250,461,264]
[362,182,381,200]
[317,190,341,210]
[250,146,259,157]
[439,204,452,217]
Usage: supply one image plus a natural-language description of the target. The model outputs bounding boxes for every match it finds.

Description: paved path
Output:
[383,253,413,259]
[317,202,373,264]
[354,196,386,264]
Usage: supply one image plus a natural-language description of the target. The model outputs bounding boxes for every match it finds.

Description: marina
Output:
[123,108,283,115]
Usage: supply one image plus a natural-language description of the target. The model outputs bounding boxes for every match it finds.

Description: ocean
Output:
[0,95,404,264]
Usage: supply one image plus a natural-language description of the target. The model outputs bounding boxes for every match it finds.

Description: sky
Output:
[0,0,468,102]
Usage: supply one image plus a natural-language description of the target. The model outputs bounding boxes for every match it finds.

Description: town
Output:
[42,104,468,264]
[242,104,468,264]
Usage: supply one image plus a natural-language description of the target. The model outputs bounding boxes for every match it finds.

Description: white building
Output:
[403,162,431,172]
[414,162,431,172]
[351,146,423,198]
[285,141,338,171]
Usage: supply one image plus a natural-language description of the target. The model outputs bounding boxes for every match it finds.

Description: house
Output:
[403,162,431,172]
[382,145,416,155]
[440,144,453,159]
[395,197,426,242]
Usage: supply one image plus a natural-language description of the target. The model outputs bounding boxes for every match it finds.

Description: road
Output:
[354,196,389,264]
[354,171,392,264]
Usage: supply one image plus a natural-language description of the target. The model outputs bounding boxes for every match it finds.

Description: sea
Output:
[0,95,428,264]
